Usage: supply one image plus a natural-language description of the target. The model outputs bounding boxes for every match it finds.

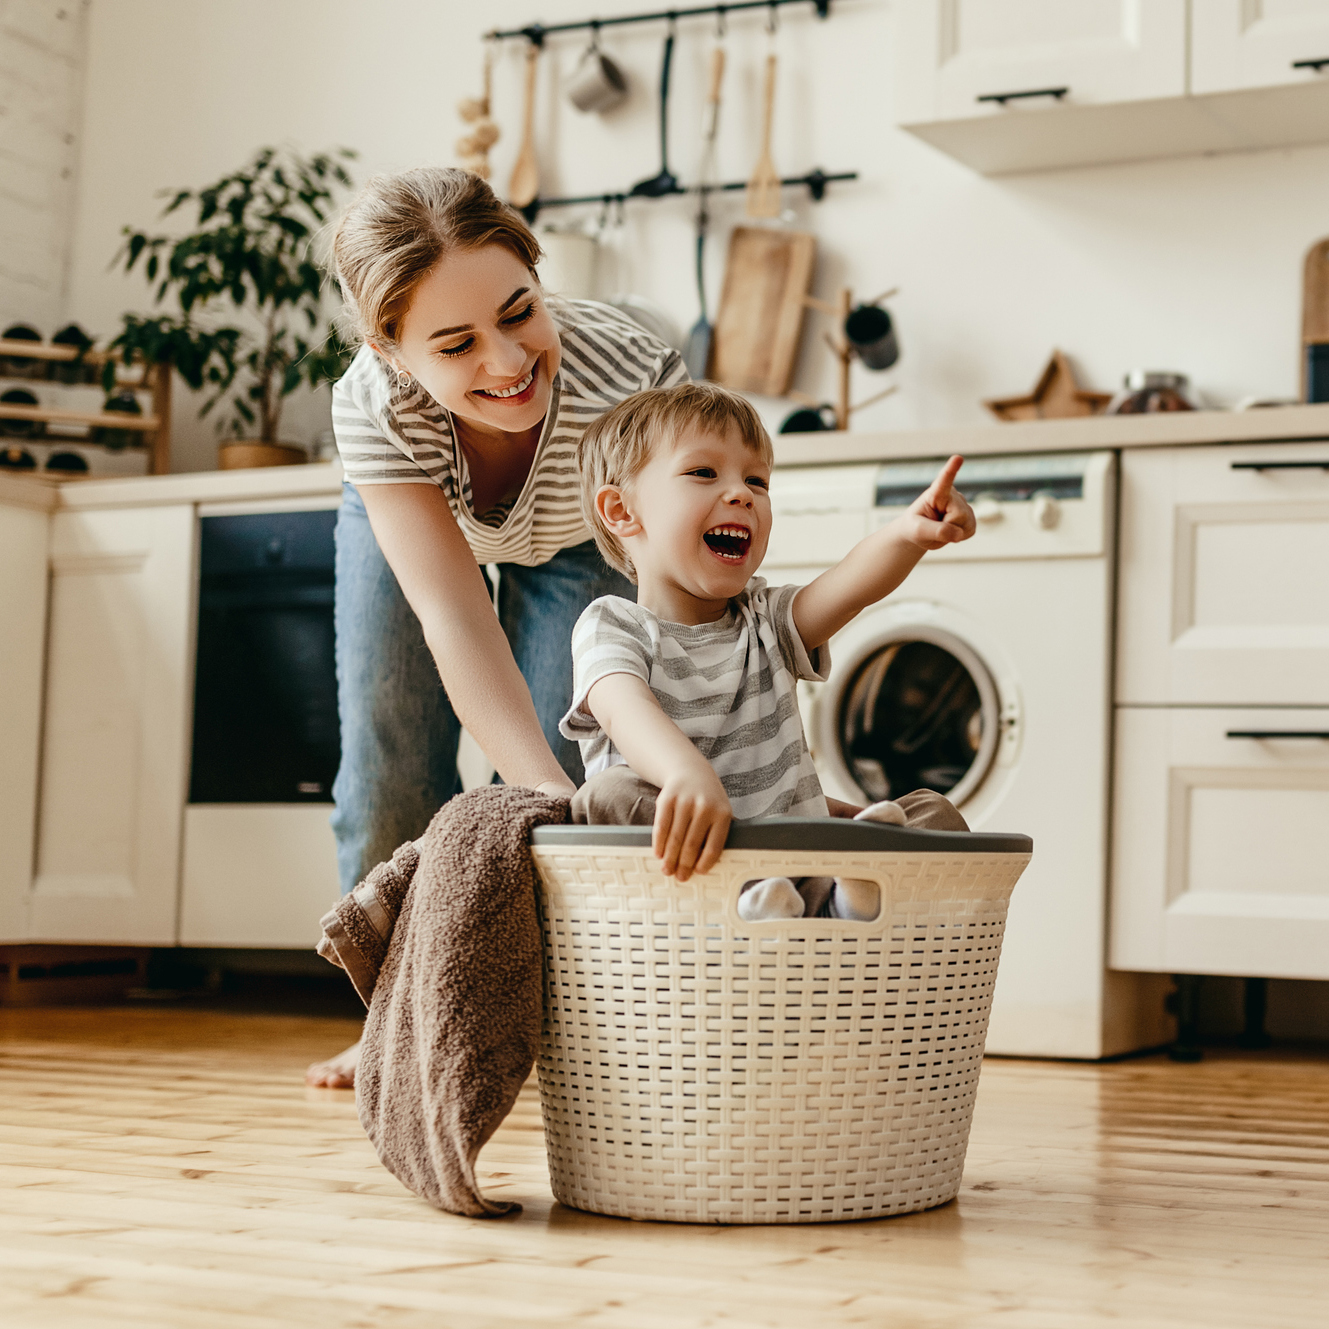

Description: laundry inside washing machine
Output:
[839,637,995,803]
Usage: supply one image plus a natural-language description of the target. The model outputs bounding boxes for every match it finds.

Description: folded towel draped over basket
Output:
[319,785,569,1218]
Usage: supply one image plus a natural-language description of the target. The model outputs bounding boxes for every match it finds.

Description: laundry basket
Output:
[530,818,1032,1225]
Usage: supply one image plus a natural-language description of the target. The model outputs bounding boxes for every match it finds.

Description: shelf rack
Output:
[0,339,171,475]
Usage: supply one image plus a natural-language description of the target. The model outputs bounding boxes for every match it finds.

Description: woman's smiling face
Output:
[390,244,562,437]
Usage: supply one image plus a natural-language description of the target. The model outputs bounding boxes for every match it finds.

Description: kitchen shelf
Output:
[0,338,173,473]
[0,403,160,431]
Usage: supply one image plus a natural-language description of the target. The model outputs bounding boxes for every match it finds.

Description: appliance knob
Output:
[1030,493,1061,530]
[972,496,1004,524]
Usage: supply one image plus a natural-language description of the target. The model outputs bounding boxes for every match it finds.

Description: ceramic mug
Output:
[568,42,628,113]
[844,305,899,371]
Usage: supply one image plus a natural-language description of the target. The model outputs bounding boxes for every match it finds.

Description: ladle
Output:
[631,29,679,198]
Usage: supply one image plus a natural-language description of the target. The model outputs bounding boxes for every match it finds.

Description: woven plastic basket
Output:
[530,818,1032,1225]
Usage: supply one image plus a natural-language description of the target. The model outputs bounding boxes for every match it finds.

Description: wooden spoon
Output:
[508,43,540,209]
[745,53,781,219]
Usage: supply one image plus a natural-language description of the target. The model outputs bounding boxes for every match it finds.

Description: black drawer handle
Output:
[1227,730,1329,740]
[1292,58,1329,72]
[977,87,1068,106]
[1230,459,1329,471]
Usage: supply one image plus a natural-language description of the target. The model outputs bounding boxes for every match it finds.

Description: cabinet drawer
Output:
[1110,707,1329,979]
[1192,0,1329,96]
[1117,442,1329,705]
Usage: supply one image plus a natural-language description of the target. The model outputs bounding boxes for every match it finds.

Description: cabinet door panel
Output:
[1193,0,1329,94]
[30,506,196,943]
[1111,707,1329,978]
[898,0,1187,123]
[1117,443,1329,705]
[0,502,49,941]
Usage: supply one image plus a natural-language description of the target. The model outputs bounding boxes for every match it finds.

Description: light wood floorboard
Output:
[1,1007,1325,1328]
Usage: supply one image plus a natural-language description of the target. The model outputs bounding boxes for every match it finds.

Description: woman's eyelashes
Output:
[434,304,539,359]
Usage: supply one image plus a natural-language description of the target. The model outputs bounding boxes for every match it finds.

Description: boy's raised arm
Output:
[792,455,975,651]
[585,674,733,881]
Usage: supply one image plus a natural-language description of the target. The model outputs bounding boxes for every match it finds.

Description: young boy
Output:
[558,382,977,919]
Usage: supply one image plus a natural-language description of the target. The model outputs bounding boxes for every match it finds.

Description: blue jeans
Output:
[330,482,632,894]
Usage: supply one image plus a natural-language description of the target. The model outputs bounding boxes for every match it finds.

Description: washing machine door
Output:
[831,623,1001,809]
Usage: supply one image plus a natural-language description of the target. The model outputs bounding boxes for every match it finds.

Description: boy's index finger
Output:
[929,455,964,509]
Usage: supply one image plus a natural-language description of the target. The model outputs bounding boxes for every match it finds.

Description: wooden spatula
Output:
[745,53,781,220]
[508,43,540,209]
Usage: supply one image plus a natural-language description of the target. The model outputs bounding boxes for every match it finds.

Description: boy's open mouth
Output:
[703,525,752,561]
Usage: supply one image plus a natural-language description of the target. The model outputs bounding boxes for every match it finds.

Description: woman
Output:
[307,168,685,1087]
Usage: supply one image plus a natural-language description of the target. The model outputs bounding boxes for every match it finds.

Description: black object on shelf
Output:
[779,403,838,433]
[45,451,89,473]
[50,323,98,385]
[489,1,831,45]
[0,387,43,437]
[0,445,37,469]
[520,167,857,222]
[189,510,340,805]
[0,323,42,377]
[93,389,143,450]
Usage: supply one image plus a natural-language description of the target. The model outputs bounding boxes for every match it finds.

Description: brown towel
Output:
[351,785,569,1218]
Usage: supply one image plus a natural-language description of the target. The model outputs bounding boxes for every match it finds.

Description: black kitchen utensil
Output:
[684,46,725,379]
[779,403,839,433]
[844,304,899,371]
[631,31,678,198]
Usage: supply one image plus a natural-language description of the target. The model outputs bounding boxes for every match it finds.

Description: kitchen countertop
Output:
[5,402,1329,511]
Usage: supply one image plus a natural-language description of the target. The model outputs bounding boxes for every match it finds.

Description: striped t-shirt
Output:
[330,298,687,567]
[559,579,830,819]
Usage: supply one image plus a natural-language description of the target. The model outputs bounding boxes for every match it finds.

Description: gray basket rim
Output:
[532,817,1032,855]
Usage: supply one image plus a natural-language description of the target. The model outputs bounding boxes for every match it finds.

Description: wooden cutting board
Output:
[710,226,815,396]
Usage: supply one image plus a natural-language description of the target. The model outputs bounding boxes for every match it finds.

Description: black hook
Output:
[522,23,545,48]
[805,168,828,201]
[814,0,832,17]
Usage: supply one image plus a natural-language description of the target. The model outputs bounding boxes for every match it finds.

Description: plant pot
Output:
[218,441,307,470]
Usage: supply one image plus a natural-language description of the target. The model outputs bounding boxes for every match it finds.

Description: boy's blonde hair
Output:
[577,381,774,582]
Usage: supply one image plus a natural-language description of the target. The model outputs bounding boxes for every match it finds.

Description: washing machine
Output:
[767,450,1169,1059]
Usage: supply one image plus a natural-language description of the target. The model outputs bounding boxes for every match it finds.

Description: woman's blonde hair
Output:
[577,382,774,582]
[330,167,542,356]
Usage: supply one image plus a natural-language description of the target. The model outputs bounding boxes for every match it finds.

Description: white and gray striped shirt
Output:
[331,298,687,567]
[559,579,830,819]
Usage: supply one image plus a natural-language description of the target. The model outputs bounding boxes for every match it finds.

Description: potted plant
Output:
[104,146,357,468]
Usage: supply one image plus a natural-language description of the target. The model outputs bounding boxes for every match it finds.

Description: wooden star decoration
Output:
[985,350,1112,422]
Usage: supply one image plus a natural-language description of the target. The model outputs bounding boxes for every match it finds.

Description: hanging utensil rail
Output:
[518,167,855,220]
[488,1,831,45]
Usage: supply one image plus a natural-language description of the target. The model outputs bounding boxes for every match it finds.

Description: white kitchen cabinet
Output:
[1111,706,1329,979]
[0,489,52,941]
[896,0,1188,122]
[29,504,196,944]
[1116,441,1329,707]
[897,0,1329,173]
[1192,0,1329,94]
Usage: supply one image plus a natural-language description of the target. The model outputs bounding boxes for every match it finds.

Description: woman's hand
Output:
[653,764,732,881]
[534,777,577,799]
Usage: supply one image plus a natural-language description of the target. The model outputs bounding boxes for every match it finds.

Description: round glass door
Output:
[837,630,1000,808]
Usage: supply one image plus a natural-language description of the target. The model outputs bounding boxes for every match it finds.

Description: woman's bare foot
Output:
[306,1038,361,1088]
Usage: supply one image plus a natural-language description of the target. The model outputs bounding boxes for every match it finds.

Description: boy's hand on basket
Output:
[653,763,732,881]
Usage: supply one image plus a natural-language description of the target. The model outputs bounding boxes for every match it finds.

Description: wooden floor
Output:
[1,1009,1326,1329]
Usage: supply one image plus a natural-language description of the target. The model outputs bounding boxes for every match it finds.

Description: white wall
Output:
[62,0,1329,472]
[0,0,88,335]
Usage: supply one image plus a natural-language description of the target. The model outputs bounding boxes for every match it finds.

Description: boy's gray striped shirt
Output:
[331,298,686,567]
[559,579,830,819]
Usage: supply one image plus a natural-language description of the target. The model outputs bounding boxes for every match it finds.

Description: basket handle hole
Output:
[738,875,881,923]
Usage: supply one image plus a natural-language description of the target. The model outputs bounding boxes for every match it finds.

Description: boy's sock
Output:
[738,876,805,921]
[853,799,907,825]
[829,877,881,921]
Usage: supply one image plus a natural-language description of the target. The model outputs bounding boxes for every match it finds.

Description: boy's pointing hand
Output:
[903,454,976,551]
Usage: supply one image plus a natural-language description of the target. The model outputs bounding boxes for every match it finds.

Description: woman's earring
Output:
[395,366,412,390]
